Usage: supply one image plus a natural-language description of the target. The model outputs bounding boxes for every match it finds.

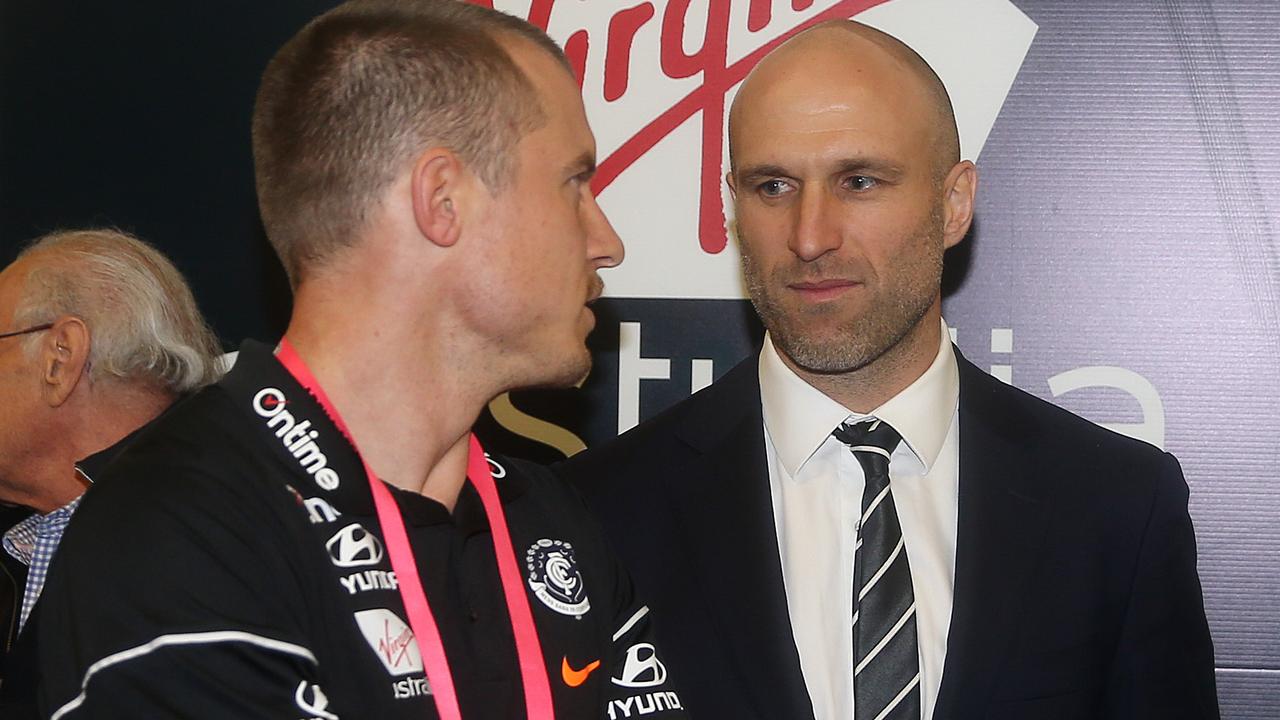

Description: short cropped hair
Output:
[14,229,222,394]
[252,0,567,285]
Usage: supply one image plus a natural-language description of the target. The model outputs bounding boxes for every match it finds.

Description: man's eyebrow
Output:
[831,158,904,178]
[735,163,790,180]
[734,159,905,181]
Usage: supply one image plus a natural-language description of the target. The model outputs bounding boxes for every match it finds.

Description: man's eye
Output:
[757,179,790,197]
[847,175,877,192]
[569,173,593,199]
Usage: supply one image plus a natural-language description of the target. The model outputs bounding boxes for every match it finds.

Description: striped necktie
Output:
[833,418,920,720]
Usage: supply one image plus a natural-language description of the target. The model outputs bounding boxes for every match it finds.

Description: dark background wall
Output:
[2,1,1277,715]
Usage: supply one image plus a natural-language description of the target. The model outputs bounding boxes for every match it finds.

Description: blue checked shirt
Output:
[3,495,83,632]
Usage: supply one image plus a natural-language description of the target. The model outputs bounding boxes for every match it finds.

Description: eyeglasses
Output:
[0,323,53,341]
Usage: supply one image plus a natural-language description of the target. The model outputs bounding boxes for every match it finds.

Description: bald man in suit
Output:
[560,20,1219,720]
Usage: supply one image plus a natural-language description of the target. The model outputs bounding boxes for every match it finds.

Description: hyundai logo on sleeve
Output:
[611,643,668,688]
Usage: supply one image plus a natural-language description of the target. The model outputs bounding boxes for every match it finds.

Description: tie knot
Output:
[833,419,901,502]
[831,418,902,458]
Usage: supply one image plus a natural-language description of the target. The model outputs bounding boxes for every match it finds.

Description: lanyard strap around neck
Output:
[275,339,554,720]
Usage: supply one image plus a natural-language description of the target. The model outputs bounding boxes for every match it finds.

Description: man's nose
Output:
[585,191,624,269]
[787,187,842,262]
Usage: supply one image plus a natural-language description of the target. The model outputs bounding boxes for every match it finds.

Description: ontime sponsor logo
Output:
[253,387,341,490]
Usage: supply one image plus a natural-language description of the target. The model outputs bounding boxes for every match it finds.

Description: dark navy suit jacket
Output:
[558,348,1219,719]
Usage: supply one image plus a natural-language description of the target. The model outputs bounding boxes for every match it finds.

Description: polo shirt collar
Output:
[223,339,530,520]
[759,320,959,478]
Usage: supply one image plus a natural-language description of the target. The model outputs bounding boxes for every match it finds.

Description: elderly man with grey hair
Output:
[0,228,220,713]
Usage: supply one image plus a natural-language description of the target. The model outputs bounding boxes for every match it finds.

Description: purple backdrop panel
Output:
[944,4,1280,714]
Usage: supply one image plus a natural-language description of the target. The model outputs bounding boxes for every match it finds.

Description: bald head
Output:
[729,20,959,180]
[723,19,978,408]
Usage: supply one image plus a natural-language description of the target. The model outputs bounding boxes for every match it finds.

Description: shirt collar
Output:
[391,476,529,537]
[75,417,161,485]
[2,425,143,565]
[3,495,83,565]
[4,412,166,564]
[759,319,959,477]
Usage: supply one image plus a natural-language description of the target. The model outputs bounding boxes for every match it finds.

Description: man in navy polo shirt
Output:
[36,2,686,718]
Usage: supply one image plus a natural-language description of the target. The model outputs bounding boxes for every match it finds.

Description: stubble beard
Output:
[740,211,945,376]
[545,345,594,389]
[503,340,593,392]
[509,274,603,391]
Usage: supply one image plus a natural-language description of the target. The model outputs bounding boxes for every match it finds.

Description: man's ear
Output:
[725,171,738,199]
[411,149,468,248]
[941,160,978,250]
[40,316,90,407]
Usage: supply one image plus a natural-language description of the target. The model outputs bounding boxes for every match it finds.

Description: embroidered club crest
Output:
[526,538,590,618]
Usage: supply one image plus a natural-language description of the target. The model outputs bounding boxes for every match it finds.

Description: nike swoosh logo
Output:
[561,657,601,687]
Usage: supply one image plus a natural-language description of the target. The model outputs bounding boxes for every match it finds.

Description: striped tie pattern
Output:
[833,419,920,720]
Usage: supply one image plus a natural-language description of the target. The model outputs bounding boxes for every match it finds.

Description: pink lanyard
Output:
[276,339,555,720]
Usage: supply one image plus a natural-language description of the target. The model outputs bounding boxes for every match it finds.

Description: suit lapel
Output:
[934,354,1050,717]
[669,356,816,720]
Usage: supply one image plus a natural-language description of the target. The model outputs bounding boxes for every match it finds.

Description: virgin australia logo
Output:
[353,609,424,676]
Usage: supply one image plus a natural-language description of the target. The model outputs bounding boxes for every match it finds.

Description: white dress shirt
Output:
[759,321,960,720]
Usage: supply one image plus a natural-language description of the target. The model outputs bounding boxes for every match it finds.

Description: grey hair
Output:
[13,229,222,393]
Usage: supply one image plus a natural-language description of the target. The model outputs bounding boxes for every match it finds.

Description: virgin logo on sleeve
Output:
[253,387,341,490]
[354,609,425,676]
[526,539,591,618]
[325,523,385,568]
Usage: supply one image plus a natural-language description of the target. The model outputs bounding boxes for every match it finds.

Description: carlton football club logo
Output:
[526,538,591,618]
[478,0,1036,300]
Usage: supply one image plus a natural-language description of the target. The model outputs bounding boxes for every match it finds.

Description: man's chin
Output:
[770,323,878,375]
[560,353,593,389]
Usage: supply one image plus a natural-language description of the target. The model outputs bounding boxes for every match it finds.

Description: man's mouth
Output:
[788,278,861,301]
